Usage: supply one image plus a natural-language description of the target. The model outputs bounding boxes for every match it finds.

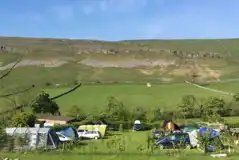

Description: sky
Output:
[0,0,239,41]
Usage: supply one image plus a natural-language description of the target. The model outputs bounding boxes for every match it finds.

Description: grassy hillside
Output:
[0,37,239,88]
[0,36,239,113]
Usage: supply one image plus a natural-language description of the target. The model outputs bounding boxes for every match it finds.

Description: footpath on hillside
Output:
[185,81,234,95]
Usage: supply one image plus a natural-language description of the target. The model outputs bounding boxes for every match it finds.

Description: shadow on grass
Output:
[77,142,88,146]
[107,131,122,135]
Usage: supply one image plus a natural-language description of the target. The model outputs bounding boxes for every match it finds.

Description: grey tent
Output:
[5,127,61,150]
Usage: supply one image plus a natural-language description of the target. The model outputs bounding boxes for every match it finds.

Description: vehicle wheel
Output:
[159,144,164,150]
[94,137,98,140]
[185,144,191,150]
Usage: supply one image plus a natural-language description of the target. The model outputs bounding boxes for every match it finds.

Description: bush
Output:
[227,123,239,128]
[71,119,94,127]
[142,123,153,131]
[227,102,239,117]
[45,82,52,86]
[11,112,36,127]
[66,105,85,120]
[6,136,15,152]
[30,92,60,115]
[96,81,102,84]
[159,110,175,120]
[0,126,7,150]
[106,121,133,130]
[73,80,78,85]
[105,120,155,131]
[54,124,73,131]
[148,121,162,129]
[119,124,123,132]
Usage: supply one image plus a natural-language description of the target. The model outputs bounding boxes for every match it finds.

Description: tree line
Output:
[1,92,239,129]
[67,94,239,124]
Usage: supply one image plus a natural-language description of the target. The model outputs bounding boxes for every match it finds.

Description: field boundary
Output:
[185,81,234,95]
[80,79,239,86]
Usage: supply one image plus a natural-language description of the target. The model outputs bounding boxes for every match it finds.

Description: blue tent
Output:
[58,127,79,138]
[198,127,224,152]
[199,127,220,138]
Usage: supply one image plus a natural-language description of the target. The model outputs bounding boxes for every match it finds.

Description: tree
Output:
[145,109,158,123]
[233,93,239,102]
[201,97,226,122]
[66,105,85,120]
[30,92,60,115]
[178,95,197,118]
[132,107,147,121]
[0,125,7,148]
[197,131,211,154]
[102,96,131,121]
[11,112,36,127]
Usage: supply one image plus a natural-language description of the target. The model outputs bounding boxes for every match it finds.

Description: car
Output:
[153,130,164,139]
[56,132,74,142]
[132,123,143,131]
[132,120,144,131]
[77,130,101,140]
[155,133,192,150]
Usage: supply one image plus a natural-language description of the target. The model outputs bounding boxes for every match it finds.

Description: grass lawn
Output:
[43,82,238,114]
[3,153,239,160]
[1,131,239,160]
[0,82,238,114]
[2,152,239,160]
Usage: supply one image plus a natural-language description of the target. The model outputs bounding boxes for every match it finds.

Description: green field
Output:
[43,82,238,114]
[3,154,239,160]
[0,82,238,113]
[1,131,239,160]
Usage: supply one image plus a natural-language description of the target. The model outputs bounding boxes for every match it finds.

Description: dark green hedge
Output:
[53,119,162,131]
[227,123,239,128]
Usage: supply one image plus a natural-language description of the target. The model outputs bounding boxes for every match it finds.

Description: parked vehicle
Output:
[77,130,101,139]
[153,130,164,139]
[56,132,74,142]
[155,133,192,150]
[132,120,144,131]
[132,123,144,131]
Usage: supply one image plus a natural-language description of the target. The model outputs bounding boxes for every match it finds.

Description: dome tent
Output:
[199,127,220,138]
[57,127,79,139]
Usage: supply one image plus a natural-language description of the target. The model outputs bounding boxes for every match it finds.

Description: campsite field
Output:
[43,82,239,113]
[3,153,239,160]
[3,152,239,160]
[1,131,239,160]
